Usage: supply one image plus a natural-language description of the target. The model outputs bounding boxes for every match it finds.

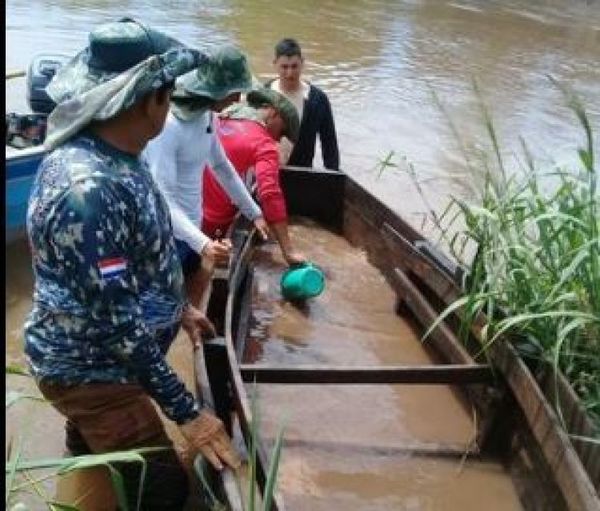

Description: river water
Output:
[5,0,600,509]
[6,0,600,219]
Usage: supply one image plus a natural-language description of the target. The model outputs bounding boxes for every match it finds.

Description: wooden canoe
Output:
[195,166,599,510]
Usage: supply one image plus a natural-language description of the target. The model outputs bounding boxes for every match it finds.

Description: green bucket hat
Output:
[44,17,206,149]
[172,45,253,102]
[246,88,300,143]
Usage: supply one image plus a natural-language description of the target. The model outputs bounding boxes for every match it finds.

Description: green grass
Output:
[5,368,167,511]
[379,78,600,434]
[6,387,286,511]
[5,442,165,511]
[6,353,285,510]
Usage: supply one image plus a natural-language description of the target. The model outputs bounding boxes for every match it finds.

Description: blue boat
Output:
[6,54,68,243]
[6,145,45,243]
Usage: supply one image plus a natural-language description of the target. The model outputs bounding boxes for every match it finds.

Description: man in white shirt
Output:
[144,46,269,307]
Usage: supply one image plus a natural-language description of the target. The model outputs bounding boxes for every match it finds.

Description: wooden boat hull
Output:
[199,166,599,510]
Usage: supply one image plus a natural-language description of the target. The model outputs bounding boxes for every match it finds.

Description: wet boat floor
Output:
[243,219,523,511]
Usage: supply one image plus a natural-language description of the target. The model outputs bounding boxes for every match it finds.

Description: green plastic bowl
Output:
[280,262,325,301]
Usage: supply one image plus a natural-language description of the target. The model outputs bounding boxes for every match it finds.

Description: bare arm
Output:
[269,221,306,266]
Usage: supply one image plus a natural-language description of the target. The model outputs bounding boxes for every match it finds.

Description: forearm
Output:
[270,221,294,259]
[254,146,287,223]
[105,322,200,424]
[320,98,340,170]
[169,203,210,254]
[321,132,339,171]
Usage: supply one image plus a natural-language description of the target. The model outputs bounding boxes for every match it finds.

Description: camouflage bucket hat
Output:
[44,18,206,149]
[172,45,253,101]
[246,88,300,143]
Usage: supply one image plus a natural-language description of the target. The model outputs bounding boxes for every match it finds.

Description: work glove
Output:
[179,410,241,471]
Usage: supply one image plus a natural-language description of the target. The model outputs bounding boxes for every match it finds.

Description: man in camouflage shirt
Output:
[25,18,240,510]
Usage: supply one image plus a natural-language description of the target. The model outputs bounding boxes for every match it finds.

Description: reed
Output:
[381,79,600,433]
[6,374,286,510]
[5,439,164,511]
[243,383,285,511]
[6,368,169,511]
[195,383,286,511]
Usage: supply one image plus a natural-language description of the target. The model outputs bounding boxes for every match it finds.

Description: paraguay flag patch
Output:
[98,257,128,280]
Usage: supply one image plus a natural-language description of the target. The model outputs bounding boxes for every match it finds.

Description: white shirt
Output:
[270,79,310,165]
[271,78,310,121]
[143,110,261,254]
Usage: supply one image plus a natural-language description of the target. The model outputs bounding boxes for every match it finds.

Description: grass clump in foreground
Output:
[7,366,286,511]
[6,367,161,511]
[392,79,599,435]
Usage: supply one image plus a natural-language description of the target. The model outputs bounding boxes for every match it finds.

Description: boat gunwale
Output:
[223,225,287,511]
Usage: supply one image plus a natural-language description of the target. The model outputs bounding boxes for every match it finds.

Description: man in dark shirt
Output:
[266,38,340,171]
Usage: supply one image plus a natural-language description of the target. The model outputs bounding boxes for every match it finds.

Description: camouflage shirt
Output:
[24,132,199,424]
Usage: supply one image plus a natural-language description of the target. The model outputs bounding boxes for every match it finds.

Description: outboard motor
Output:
[6,54,70,148]
[26,54,70,114]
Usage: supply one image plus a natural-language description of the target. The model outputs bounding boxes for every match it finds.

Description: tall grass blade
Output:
[248,383,259,511]
[262,421,286,511]
[48,503,80,511]
[489,311,599,346]
[6,391,45,409]
[6,447,164,511]
[5,435,23,506]
[473,79,506,186]
[56,450,158,511]
[193,456,225,511]
[5,365,30,377]
[421,293,497,342]
[104,465,129,511]
[6,447,166,473]
[569,434,600,446]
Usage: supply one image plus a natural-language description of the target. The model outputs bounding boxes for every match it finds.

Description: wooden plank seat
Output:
[239,363,494,385]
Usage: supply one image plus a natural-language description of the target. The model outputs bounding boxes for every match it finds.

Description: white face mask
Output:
[170,102,208,122]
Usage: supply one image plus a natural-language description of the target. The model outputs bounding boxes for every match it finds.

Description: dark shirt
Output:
[266,80,340,171]
[25,133,199,424]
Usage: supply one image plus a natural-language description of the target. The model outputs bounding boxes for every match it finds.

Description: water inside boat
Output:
[242,219,524,510]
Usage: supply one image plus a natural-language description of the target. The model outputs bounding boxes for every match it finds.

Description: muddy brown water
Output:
[6,0,599,507]
[6,0,600,234]
[241,222,522,510]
